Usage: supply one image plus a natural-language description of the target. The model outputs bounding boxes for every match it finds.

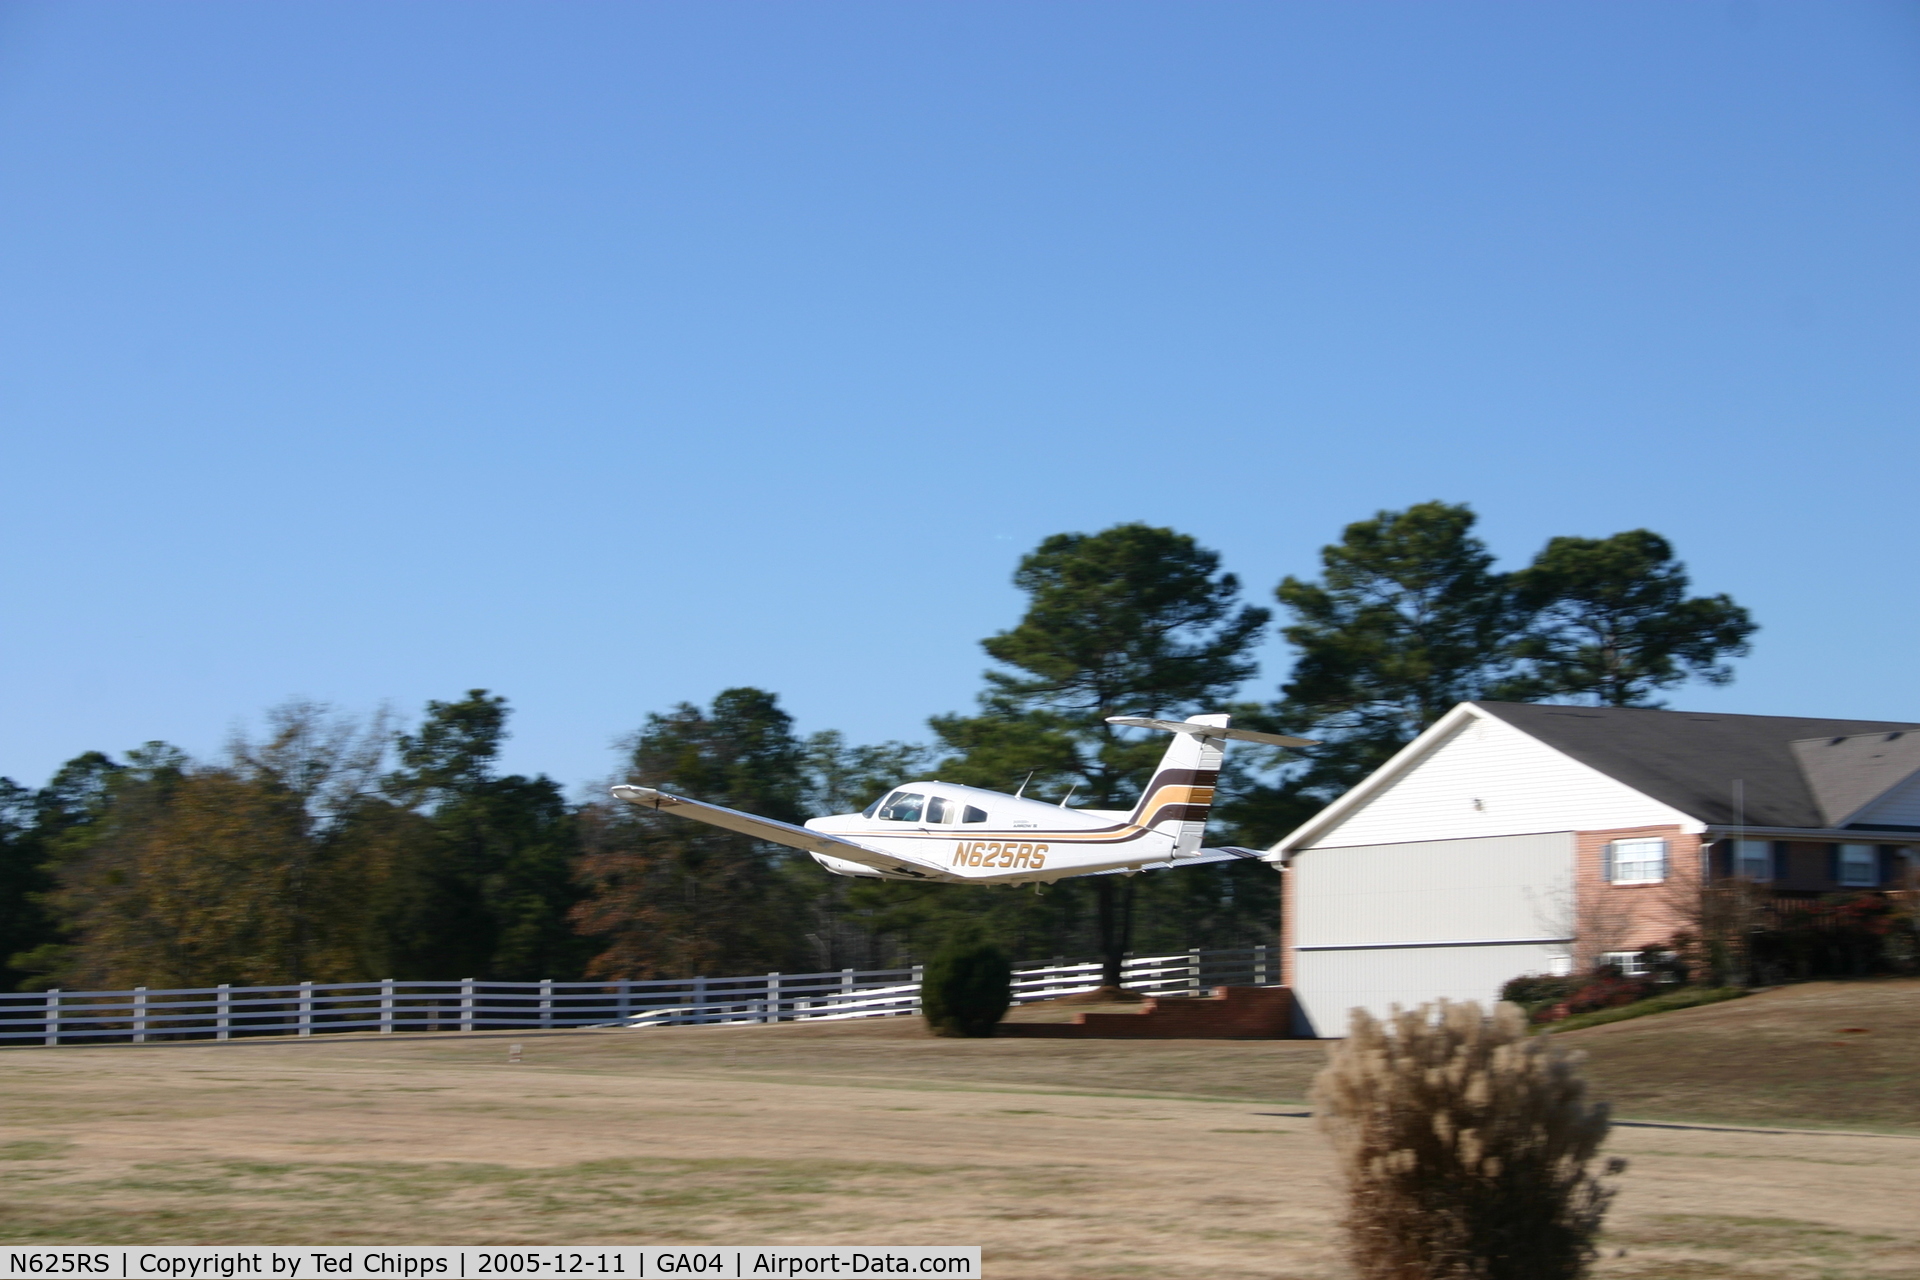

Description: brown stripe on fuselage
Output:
[1128,769,1218,822]
[1142,768,1219,790]
[1131,782,1214,820]
[1139,802,1213,827]
[867,825,1155,846]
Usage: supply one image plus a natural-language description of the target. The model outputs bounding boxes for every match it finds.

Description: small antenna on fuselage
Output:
[1058,783,1078,808]
[1013,771,1035,799]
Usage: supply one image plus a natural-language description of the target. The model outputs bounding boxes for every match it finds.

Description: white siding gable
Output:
[1850,769,1920,829]
[1306,711,1695,849]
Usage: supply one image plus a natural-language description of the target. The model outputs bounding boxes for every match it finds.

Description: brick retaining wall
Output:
[996,986,1296,1039]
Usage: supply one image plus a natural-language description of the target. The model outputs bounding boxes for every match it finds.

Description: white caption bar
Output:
[0,1249,981,1280]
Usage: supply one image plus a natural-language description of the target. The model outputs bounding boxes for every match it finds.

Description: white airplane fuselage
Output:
[804,781,1189,884]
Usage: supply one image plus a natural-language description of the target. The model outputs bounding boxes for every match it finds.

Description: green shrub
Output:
[1313,1001,1624,1280]
[920,929,1012,1038]
[1548,975,1658,1022]
[1545,985,1747,1034]
[1499,973,1582,1020]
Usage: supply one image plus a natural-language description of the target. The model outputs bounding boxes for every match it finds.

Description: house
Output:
[1270,702,1920,1036]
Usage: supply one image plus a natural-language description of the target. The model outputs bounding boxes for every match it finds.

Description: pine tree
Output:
[1506,530,1756,706]
[1272,502,1520,796]
[932,523,1272,988]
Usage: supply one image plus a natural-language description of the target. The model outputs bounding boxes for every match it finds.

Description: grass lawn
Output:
[1565,977,1920,1132]
[1,977,1916,1277]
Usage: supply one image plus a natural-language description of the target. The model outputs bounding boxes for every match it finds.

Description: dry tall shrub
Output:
[1312,1000,1624,1280]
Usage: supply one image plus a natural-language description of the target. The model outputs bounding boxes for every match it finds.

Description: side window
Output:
[1606,838,1666,884]
[1837,844,1878,887]
[877,791,926,823]
[926,796,953,824]
[963,805,988,824]
[1601,950,1650,977]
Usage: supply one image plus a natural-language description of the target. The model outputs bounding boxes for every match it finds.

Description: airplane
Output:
[610,713,1314,889]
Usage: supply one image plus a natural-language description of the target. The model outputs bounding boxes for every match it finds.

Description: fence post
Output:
[460,980,475,1032]
[910,964,924,1012]
[1188,949,1202,997]
[133,986,148,1043]
[217,984,231,1041]
[841,967,854,1010]
[379,979,394,1034]
[618,979,632,1024]
[764,972,780,1024]
[1254,945,1268,986]
[44,988,60,1046]
[298,982,314,1037]
[540,978,553,1030]
[693,975,707,1024]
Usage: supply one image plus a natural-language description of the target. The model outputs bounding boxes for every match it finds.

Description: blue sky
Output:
[2,1,1915,795]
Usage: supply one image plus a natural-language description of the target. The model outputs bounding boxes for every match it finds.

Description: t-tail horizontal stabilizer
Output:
[1105,716,1318,748]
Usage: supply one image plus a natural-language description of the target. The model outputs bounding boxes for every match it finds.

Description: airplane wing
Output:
[1105,716,1317,748]
[1077,845,1274,876]
[609,785,951,880]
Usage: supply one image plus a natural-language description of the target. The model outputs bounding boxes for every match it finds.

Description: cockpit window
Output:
[926,796,954,824]
[963,805,988,824]
[861,794,887,819]
[876,791,926,822]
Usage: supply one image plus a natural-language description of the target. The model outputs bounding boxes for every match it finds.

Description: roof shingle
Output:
[1473,702,1920,829]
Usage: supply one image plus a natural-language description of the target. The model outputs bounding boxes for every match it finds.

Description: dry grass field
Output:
[3,978,1917,1279]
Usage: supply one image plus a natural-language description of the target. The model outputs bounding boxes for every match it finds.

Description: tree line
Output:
[0,502,1754,991]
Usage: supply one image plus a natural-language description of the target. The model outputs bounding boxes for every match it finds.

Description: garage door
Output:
[1290,832,1574,1036]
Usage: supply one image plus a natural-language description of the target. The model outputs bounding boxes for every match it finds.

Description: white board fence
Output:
[0,946,1277,1046]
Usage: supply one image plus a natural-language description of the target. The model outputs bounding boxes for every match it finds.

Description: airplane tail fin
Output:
[1110,714,1317,857]
[1124,714,1230,857]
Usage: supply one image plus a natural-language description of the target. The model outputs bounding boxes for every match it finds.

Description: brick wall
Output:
[1279,862,1297,987]
[1573,824,1701,967]
[997,986,1297,1039]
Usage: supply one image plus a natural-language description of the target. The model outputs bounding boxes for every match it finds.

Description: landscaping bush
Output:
[920,928,1012,1038]
[1547,974,1657,1022]
[1749,893,1919,984]
[1499,973,1581,1021]
[1504,971,1655,1025]
[1313,1000,1624,1280]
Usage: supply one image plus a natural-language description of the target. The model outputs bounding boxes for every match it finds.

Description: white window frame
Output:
[1733,839,1772,882]
[1601,950,1650,977]
[1837,843,1878,889]
[1608,837,1667,884]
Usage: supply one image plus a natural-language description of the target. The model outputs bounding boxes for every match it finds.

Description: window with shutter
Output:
[1733,840,1771,881]
[1837,844,1877,888]
[1609,838,1666,884]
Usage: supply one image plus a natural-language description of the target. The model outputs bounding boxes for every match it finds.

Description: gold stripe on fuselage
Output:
[1138,783,1214,811]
